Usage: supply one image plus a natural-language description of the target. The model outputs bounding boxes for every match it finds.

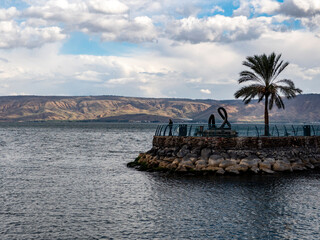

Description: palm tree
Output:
[234,52,302,136]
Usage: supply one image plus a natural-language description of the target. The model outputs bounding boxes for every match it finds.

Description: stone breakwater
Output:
[130,136,320,175]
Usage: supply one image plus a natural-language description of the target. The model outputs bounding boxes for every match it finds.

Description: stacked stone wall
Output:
[134,136,320,175]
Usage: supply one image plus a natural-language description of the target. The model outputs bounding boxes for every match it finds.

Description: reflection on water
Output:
[0,122,320,239]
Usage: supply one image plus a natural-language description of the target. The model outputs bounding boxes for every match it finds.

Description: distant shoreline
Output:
[0,94,318,123]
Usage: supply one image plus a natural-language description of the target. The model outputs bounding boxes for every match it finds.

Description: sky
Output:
[0,0,320,100]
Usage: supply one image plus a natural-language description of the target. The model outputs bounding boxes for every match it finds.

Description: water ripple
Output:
[0,122,320,239]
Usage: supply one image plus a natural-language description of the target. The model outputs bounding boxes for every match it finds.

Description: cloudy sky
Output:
[0,0,320,99]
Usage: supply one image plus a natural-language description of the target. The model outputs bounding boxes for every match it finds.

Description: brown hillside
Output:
[0,94,318,123]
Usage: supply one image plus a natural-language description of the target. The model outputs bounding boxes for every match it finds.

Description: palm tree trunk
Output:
[264,95,269,136]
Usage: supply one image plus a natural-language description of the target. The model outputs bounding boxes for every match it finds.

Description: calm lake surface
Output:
[1,122,320,239]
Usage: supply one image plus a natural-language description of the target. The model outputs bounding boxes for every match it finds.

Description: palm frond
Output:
[275,79,294,87]
[234,84,264,104]
[239,71,262,83]
[274,94,285,109]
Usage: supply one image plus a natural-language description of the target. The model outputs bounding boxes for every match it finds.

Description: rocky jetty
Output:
[128,136,320,175]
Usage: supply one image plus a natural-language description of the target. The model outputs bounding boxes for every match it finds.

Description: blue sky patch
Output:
[60,32,140,56]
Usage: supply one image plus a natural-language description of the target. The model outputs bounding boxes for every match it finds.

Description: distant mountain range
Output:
[0,94,319,123]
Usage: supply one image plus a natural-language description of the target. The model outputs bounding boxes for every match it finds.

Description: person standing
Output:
[168,119,173,136]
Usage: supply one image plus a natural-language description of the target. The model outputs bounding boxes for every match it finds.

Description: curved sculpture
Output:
[208,114,216,129]
[218,107,231,129]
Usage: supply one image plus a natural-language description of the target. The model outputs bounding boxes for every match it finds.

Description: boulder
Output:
[167,163,178,170]
[309,157,318,164]
[208,158,223,167]
[263,158,275,165]
[177,145,190,158]
[216,168,225,175]
[259,162,271,170]
[237,164,249,172]
[260,167,275,174]
[219,159,237,169]
[205,166,223,172]
[209,154,224,161]
[225,164,248,173]
[195,159,207,170]
[176,165,187,172]
[273,160,292,172]
[291,163,306,171]
[225,165,240,175]
[159,161,169,168]
[240,158,261,168]
[250,166,260,174]
[201,148,212,159]
[178,159,194,169]
[172,158,181,165]
[305,163,315,169]
[190,157,198,164]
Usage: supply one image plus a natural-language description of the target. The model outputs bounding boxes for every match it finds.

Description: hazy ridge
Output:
[0,94,319,123]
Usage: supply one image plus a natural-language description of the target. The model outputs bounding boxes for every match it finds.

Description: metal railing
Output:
[155,124,320,137]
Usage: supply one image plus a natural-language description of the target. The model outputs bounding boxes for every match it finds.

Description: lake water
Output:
[1,122,320,239]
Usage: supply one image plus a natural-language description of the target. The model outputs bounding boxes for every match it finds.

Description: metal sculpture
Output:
[208,114,216,129]
[205,107,237,137]
[217,107,231,129]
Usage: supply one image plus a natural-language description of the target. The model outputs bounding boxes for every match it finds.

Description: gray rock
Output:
[206,166,222,172]
[237,164,249,172]
[263,158,275,164]
[190,157,198,164]
[259,162,271,170]
[250,166,260,174]
[291,163,306,171]
[209,154,224,161]
[172,158,181,165]
[195,159,207,170]
[177,148,190,158]
[201,148,212,159]
[225,165,240,174]
[176,165,187,172]
[220,152,229,159]
[225,164,248,173]
[216,168,225,175]
[167,163,178,169]
[309,157,318,164]
[305,163,315,169]
[273,160,292,172]
[178,159,194,169]
[183,153,198,161]
[208,158,223,167]
[191,147,201,155]
[260,167,275,174]
[240,158,261,168]
[159,161,169,168]
[219,159,237,169]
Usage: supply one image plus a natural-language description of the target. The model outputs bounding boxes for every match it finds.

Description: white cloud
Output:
[233,0,252,17]
[211,6,224,14]
[87,0,129,14]
[280,0,320,17]
[20,0,157,43]
[166,15,272,43]
[0,20,66,48]
[200,89,211,94]
[233,0,280,16]
[253,0,280,14]
[0,7,19,20]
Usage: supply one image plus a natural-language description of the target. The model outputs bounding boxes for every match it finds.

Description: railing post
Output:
[255,126,259,137]
[188,125,192,136]
[284,125,289,136]
[155,125,160,136]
